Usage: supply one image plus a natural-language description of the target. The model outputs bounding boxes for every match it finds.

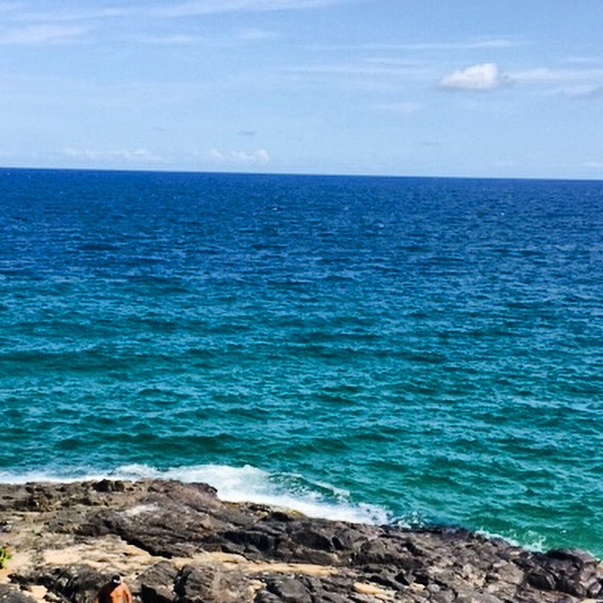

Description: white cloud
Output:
[439,63,503,91]
[438,63,603,95]
[63,148,164,164]
[0,24,89,45]
[583,161,603,169]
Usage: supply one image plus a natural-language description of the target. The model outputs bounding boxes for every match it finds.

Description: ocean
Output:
[1,168,602,555]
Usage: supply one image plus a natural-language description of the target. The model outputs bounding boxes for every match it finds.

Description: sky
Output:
[1,0,603,179]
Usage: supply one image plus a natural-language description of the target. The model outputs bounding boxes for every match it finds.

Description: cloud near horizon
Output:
[63,147,164,164]
[208,148,270,164]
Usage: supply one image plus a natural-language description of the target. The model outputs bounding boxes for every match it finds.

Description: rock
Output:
[138,561,179,603]
[263,576,313,603]
[524,548,603,598]
[175,564,253,603]
[35,565,104,603]
[0,480,601,603]
[0,586,38,603]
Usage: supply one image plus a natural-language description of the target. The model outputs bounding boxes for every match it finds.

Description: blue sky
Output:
[1,0,603,179]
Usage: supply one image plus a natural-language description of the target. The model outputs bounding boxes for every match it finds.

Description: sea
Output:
[1,168,602,556]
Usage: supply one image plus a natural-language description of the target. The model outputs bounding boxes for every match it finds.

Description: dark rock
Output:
[293,548,339,566]
[139,561,179,603]
[0,586,39,603]
[175,564,253,603]
[222,530,277,556]
[39,565,104,603]
[264,576,312,603]
[254,592,282,603]
[291,526,335,552]
[524,547,603,598]
[353,536,408,565]
[526,568,557,591]
[94,480,126,493]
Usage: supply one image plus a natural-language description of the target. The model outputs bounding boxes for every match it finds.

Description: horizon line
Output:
[1,165,602,184]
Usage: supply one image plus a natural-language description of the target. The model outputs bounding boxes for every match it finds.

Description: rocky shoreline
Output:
[0,479,601,603]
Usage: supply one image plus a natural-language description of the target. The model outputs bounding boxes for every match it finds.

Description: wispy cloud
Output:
[280,61,432,80]
[238,27,278,41]
[16,7,129,23]
[63,148,164,164]
[560,85,603,99]
[0,24,90,45]
[439,63,504,91]
[123,26,278,47]
[409,37,525,51]
[149,0,347,18]
[0,2,21,13]
[311,37,526,52]
[508,67,603,84]
[129,33,202,45]
[208,148,270,164]
[562,56,603,66]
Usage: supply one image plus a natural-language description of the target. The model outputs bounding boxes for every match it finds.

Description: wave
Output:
[0,463,390,525]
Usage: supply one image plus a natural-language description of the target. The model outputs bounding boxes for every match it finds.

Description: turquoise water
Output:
[1,169,602,554]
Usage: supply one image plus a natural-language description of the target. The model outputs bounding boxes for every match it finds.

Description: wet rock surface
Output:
[0,479,601,603]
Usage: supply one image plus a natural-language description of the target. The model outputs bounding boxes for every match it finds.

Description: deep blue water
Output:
[1,168,603,554]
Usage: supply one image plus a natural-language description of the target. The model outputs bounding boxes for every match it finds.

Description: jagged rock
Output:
[175,564,253,603]
[0,585,38,603]
[263,576,313,603]
[0,480,601,603]
[524,548,603,598]
[50,565,103,603]
[138,561,179,603]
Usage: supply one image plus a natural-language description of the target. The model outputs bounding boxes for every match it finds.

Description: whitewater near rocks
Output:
[0,479,601,603]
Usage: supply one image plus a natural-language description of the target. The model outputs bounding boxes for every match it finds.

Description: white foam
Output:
[476,528,547,552]
[0,468,108,484]
[114,463,389,524]
[0,464,389,525]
